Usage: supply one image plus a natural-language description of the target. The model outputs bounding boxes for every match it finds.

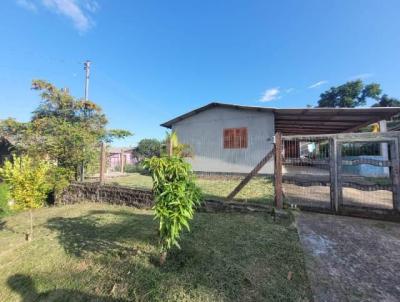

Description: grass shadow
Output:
[46,209,157,258]
[40,207,310,301]
[7,274,127,302]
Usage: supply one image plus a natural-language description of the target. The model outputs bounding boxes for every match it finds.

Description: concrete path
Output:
[296,212,400,302]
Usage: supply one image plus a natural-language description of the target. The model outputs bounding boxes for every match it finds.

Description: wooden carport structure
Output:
[273,107,400,135]
[228,106,400,213]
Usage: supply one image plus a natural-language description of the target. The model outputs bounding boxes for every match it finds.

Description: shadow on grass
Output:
[0,220,6,231]
[41,208,310,301]
[7,274,127,302]
[46,209,157,258]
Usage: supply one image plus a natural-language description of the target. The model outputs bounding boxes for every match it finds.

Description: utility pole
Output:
[84,60,91,101]
[80,60,91,182]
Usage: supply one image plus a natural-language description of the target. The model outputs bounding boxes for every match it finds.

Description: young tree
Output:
[317,80,381,108]
[164,131,193,157]
[0,155,51,241]
[136,138,162,158]
[143,156,201,265]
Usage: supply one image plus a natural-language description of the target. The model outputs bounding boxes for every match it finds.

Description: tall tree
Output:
[317,80,381,108]
[0,80,131,180]
[371,94,400,107]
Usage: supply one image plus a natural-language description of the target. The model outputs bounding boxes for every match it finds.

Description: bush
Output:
[0,155,51,240]
[143,156,202,264]
[124,163,149,174]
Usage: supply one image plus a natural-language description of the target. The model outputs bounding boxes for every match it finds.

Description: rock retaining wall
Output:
[58,183,154,209]
[58,182,283,216]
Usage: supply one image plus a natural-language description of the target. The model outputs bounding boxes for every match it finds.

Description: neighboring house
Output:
[107,147,137,172]
[161,102,400,175]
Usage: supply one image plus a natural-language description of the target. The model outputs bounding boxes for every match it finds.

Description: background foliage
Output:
[0,80,131,183]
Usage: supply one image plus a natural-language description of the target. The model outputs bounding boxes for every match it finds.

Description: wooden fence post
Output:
[99,141,105,185]
[329,137,338,212]
[390,140,400,211]
[120,150,125,174]
[274,132,283,209]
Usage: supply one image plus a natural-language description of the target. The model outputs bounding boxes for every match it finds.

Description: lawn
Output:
[0,203,311,301]
[105,173,275,204]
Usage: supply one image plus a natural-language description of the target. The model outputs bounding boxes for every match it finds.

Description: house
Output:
[107,147,138,172]
[161,102,400,175]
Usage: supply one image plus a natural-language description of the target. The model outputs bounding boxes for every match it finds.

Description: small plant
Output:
[143,156,202,265]
[0,155,51,241]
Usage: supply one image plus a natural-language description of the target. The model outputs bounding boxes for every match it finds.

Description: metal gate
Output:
[281,132,400,220]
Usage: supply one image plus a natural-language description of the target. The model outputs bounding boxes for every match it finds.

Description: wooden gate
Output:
[280,132,400,221]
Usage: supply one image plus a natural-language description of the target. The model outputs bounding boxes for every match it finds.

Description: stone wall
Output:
[57,183,283,216]
[58,183,154,209]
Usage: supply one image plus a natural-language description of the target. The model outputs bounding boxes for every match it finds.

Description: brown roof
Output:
[161,102,400,135]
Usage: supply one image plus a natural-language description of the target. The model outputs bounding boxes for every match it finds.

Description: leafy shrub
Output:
[143,156,202,264]
[124,163,149,175]
[0,155,51,240]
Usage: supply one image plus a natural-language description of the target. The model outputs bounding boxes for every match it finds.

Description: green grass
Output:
[0,203,311,301]
[106,173,275,204]
[0,183,11,218]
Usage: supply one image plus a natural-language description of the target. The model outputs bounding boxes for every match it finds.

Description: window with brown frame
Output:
[223,128,248,149]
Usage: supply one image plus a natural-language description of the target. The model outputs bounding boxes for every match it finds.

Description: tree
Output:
[0,80,132,184]
[317,80,381,108]
[371,94,400,107]
[164,131,193,157]
[0,155,51,241]
[143,156,201,265]
[136,139,162,158]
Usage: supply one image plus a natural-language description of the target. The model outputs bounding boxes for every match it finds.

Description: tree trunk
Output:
[159,251,167,265]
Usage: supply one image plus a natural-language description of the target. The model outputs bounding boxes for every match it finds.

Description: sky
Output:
[0,0,400,146]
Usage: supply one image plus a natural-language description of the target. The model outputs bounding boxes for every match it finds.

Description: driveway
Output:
[296,212,400,302]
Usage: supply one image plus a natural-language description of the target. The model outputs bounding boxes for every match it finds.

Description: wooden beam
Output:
[226,148,275,200]
[329,138,339,212]
[275,120,358,126]
[274,132,283,209]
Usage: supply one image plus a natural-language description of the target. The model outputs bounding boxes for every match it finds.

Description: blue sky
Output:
[1,0,400,146]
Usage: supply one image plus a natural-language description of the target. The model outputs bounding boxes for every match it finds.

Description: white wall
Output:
[172,107,275,174]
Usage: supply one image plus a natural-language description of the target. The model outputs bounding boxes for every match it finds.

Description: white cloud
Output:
[348,73,373,81]
[42,0,96,32]
[16,0,37,11]
[259,88,280,102]
[84,0,99,13]
[285,88,294,93]
[308,80,328,89]
[15,0,98,32]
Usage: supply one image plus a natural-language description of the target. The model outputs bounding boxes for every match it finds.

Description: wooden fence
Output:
[278,131,400,221]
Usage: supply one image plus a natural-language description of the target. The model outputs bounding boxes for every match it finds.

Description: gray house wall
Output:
[172,107,275,174]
